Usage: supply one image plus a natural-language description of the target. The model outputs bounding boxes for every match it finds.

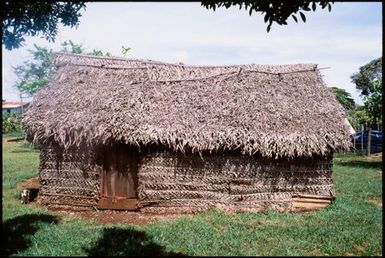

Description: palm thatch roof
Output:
[22,53,352,158]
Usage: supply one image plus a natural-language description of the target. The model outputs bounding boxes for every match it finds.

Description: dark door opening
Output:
[97,142,138,210]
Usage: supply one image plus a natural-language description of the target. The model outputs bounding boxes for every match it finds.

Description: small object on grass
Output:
[21,189,30,204]
[6,137,25,142]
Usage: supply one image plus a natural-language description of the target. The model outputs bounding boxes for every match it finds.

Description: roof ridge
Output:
[152,67,319,83]
[55,52,183,66]
[54,52,317,70]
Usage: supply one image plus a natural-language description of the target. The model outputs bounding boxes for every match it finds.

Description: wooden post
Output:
[361,124,364,152]
[20,93,23,115]
[367,127,371,156]
[353,133,356,152]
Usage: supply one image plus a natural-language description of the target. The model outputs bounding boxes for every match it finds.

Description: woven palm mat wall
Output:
[37,142,333,213]
[37,141,101,208]
[137,150,333,213]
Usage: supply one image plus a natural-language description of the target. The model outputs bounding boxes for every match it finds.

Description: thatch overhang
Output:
[22,53,352,158]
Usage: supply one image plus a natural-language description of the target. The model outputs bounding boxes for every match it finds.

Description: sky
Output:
[2,2,382,104]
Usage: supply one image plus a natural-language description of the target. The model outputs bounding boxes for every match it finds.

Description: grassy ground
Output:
[2,133,382,256]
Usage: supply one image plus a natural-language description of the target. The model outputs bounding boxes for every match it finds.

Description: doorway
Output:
[97,142,138,210]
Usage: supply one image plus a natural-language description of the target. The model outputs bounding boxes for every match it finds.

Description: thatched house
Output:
[22,53,352,213]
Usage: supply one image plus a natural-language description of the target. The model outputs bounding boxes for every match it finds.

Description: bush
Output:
[2,113,22,134]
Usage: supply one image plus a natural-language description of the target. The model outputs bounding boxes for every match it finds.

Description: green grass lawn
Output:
[2,133,382,256]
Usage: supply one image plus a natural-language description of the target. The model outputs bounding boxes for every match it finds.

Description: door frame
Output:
[97,142,139,210]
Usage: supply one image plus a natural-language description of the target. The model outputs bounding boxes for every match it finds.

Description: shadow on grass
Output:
[335,160,382,170]
[84,227,185,256]
[2,214,59,257]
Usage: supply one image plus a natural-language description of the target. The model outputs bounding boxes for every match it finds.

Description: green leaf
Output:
[300,12,306,22]
[312,2,316,11]
[292,15,298,23]
[267,23,272,32]
[121,46,131,55]
[328,3,332,12]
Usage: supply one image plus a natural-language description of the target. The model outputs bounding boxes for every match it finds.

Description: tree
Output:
[351,57,382,96]
[363,80,382,126]
[3,1,86,50]
[4,1,335,51]
[201,1,333,32]
[90,49,111,57]
[14,44,55,96]
[61,40,85,54]
[346,80,382,130]
[14,41,111,96]
[330,87,355,111]
[347,105,370,131]
[4,1,335,50]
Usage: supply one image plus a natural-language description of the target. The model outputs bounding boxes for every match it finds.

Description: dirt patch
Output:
[368,152,382,159]
[17,177,40,190]
[54,209,191,226]
[355,245,365,252]
[17,177,190,226]
[3,139,13,146]
[24,198,192,225]
[367,197,382,208]
[366,152,382,162]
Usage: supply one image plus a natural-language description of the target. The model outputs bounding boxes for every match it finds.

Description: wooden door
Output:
[97,142,138,210]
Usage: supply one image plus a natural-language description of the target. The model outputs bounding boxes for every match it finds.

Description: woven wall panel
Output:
[137,150,333,212]
[141,181,229,193]
[42,204,95,211]
[139,172,333,186]
[140,205,287,214]
[37,141,333,212]
[40,178,97,188]
[139,198,292,214]
[39,185,98,196]
[139,197,290,207]
[139,166,333,180]
[37,194,97,207]
[40,169,99,181]
[38,141,101,208]
[141,190,295,202]
[139,172,232,184]
[229,182,333,195]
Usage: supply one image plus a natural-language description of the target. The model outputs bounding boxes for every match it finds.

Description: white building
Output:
[2,101,30,116]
